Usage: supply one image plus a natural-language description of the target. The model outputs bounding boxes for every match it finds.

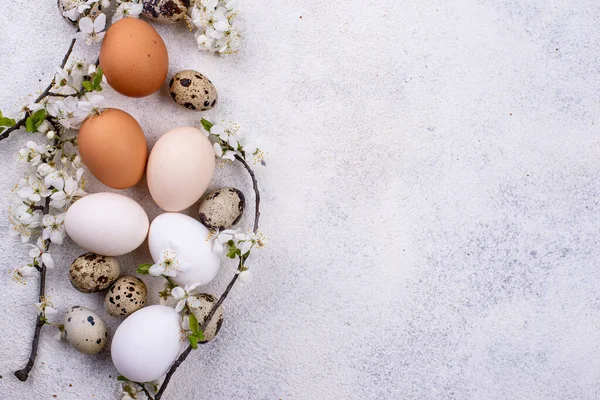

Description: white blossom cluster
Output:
[201,118,264,164]
[9,59,108,283]
[189,0,241,55]
[61,0,144,45]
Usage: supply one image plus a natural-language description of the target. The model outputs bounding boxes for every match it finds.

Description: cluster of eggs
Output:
[57,16,244,382]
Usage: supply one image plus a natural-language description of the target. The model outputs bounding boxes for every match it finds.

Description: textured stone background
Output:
[2,0,600,399]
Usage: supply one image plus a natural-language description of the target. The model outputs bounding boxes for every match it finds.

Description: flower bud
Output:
[37,120,50,134]
[46,131,55,140]
[61,156,68,164]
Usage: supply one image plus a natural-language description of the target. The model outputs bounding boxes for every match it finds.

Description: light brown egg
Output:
[78,108,148,189]
[99,18,168,97]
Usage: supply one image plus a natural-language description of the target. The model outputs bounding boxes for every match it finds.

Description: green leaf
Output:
[188,313,200,335]
[93,67,103,88]
[0,116,15,127]
[31,109,45,129]
[82,81,94,92]
[188,334,198,349]
[117,375,127,381]
[201,118,213,132]
[0,127,5,135]
[136,263,153,275]
[25,116,35,132]
[196,329,205,342]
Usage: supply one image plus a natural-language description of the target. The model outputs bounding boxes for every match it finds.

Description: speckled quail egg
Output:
[63,306,108,355]
[105,276,148,317]
[141,0,190,23]
[69,253,120,293]
[198,188,245,230]
[188,293,223,343]
[58,0,102,25]
[169,70,218,111]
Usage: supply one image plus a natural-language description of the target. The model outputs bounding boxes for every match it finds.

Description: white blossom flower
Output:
[149,244,189,277]
[213,142,237,160]
[171,283,202,312]
[112,1,143,23]
[50,177,86,209]
[78,94,105,115]
[35,296,57,316]
[16,265,36,277]
[78,13,106,45]
[18,141,47,165]
[42,213,66,245]
[17,175,52,202]
[212,228,238,253]
[77,0,97,13]
[44,169,69,190]
[55,96,88,129]
[9,205,43,242]
[53,66,79,94]
[238,268,252,283]
[28,237,55,268]
[37,163,56,178]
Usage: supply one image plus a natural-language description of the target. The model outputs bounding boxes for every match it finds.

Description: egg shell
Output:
[169,70,218,111]
[105,276,148,317]
[65,193,149,256]
[111,305,182,382]
[189,293,224,343]
[141,0,190,23]
[198,187,245,230]
[78,109,148,189]
[146,126,215,211]
[64,306,108,355]
[99,18,168,97]
[148,213,220,287]
[69,252,120,293]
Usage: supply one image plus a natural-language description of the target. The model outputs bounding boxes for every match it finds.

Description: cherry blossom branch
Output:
[12,37,77,381]
[0,37,76,142]
[14,203,51,381]
[151,158,261,400]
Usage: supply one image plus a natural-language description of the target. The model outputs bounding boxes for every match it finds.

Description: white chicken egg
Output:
[148,213,221,287]
[65,192,149,256]
[111,305,182,382]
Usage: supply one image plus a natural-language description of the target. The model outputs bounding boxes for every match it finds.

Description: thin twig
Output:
[0,37,76,142]
[152,157,261,400]
[135,382,153,399]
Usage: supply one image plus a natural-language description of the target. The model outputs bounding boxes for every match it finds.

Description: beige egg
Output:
[141,0,190,23]
[198,187,245,230]
[105,276,148,317]
[63,306,108,355]
[188,293,223,343]
[169,70,218,111]
[146,127,216,211]
[69,253,120,293]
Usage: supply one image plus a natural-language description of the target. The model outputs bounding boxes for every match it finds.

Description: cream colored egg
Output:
[111,305,182,382]
[146,127,215,212]
[65,193,149,256]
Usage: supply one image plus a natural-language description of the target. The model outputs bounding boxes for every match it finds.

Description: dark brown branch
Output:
[0,37,76,142]
[152,157,261,400]
[135,382,154,399]
[14,199,52,381]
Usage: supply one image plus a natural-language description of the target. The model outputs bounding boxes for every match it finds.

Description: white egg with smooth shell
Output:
[65,192,149,256]
[146,126,215,212]
[111,305,182,382]
[148,213,220,287]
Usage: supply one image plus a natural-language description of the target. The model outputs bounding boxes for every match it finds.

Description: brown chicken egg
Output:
[99,18,168,97]
[78,108,148,189]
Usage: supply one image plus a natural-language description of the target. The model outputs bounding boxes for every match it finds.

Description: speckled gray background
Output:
[1,0,600,399]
